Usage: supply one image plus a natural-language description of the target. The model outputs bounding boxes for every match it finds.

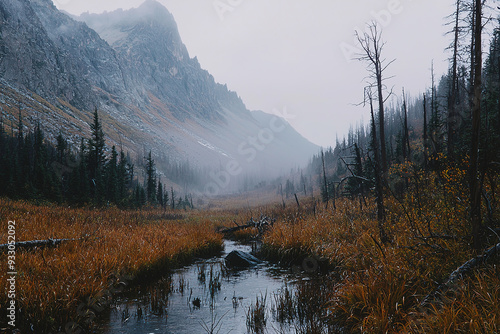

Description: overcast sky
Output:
[54,0,457,146]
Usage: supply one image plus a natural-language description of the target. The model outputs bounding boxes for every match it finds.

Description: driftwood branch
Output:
[219,216,274,235]
[421,242,500,307]
[220,224,255,234]
[0,238,79,251]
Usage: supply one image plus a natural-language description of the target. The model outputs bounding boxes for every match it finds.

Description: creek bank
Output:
[97,239,338,333]
[61,240,224,334]
[257,243,336,275]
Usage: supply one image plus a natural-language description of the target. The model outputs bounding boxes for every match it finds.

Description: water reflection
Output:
[98,240,337,334]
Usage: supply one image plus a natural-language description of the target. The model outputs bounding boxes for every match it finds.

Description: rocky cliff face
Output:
[81,0,234,121]
[0,0,96,109]
[0,0,318,188]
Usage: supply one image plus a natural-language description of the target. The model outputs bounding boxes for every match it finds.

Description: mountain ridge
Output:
[0,0,319,189]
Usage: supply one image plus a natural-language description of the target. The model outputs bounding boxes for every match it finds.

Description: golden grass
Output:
[0,199,223,333]
[260,164,500,333]
[407,265,500,333]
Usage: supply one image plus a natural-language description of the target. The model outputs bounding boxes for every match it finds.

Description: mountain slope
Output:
[0,0,98,109]
[80,0,232,121]
[0,0,319,190]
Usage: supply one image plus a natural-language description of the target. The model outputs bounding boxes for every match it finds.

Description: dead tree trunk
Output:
[356,22,394,177]
[469,0,483,249]
[369,91,388,243]
[294,193,300,209]
[423,93,429,170]
[321,149,329,209]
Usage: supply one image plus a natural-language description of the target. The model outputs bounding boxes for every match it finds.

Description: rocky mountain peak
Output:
[136,0,176,22]
[0,0,319,184]
[80,1,181,48]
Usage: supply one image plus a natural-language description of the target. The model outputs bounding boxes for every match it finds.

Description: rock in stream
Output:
[225,250,262,268]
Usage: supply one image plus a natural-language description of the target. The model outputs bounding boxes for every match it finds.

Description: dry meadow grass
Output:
[0,199,223,333]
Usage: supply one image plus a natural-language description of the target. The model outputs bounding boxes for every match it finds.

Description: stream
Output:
[98,240,335,333]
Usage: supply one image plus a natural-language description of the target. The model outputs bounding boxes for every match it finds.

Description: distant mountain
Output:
[0,0,319,189]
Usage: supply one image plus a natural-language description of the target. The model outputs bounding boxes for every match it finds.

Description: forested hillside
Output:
[0,108,198,209]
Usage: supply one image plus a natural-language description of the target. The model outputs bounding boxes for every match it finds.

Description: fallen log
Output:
[219,216,274,235]
[220,223,256,234]
[421,242,500,307]
[0,238,79,251]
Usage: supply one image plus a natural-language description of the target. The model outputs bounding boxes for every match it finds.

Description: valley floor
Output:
[0,181,499,333]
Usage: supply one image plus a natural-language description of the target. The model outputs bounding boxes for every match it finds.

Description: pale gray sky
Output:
[54,0,457,146]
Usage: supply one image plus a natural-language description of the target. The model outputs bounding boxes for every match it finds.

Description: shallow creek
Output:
[98,240,334,333]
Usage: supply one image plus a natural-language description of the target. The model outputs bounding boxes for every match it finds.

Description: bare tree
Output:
[356,22,394,176]
[469,0,483,249]
[423,93,429,170]
[366,88,388,243]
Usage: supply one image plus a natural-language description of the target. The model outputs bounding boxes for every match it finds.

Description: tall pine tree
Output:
[145,151,157,204]
[88,108,106,204]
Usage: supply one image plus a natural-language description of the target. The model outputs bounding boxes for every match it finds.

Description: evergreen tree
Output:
[178,196,184,210]
[171,187,175,210]
[145,151,157,204]
[157,180,164,208]
[56,132,67,164]
[300,171,307,195]
[20,127,33,197]
[285,179,294,199]
[163,189,169,211]
[68,139,90,204]
[117,149,131,204]
[346,143,365,198]
[320,149,329,205]
[33,123,47,197]
[105,146,119,204]
[88,108,106,204]
[483,25,500,168]
[134,184,146,208]
[478,19,500,227]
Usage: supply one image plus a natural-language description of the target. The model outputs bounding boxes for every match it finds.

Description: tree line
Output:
[307,1,499,249]
[0,108,194,209]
